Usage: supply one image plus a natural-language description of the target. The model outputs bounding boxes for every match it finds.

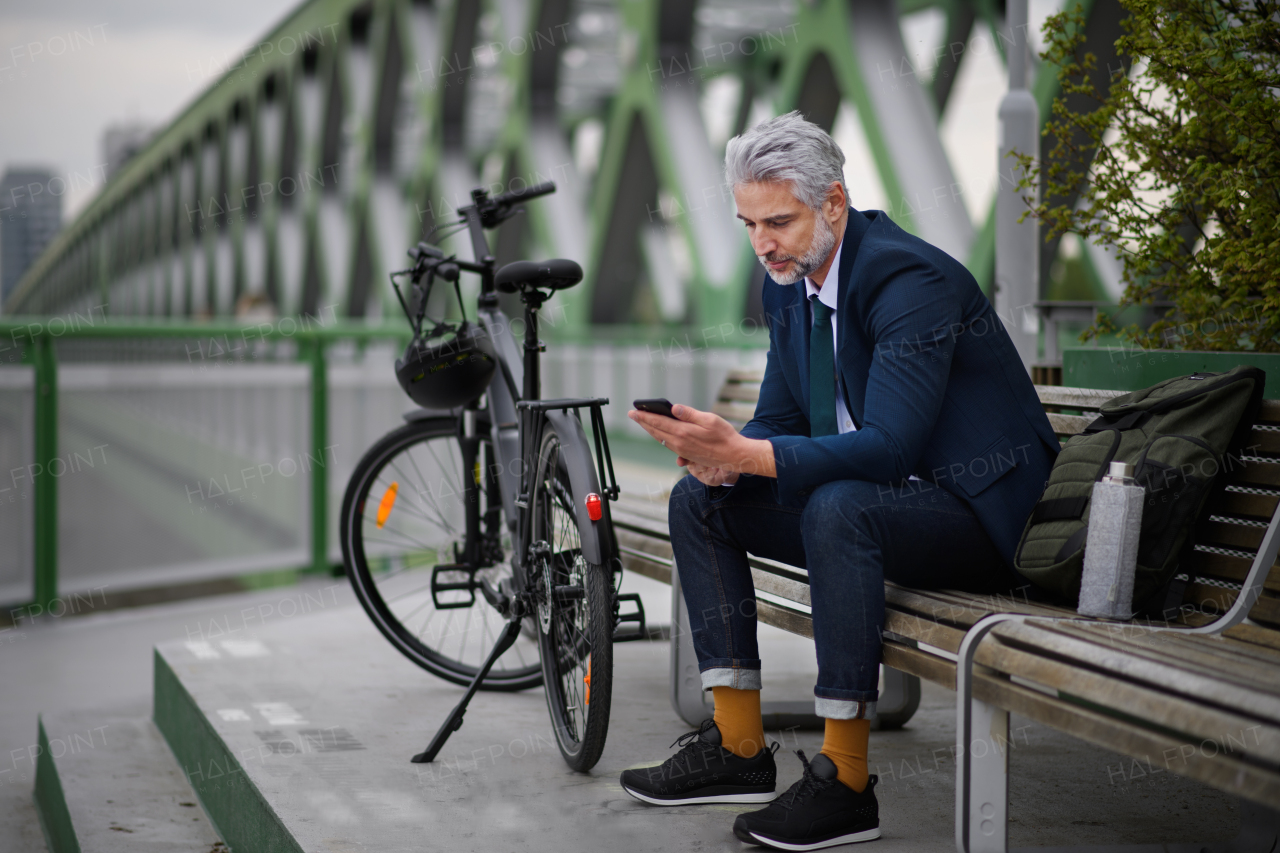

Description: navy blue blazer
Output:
[741,209,1060,567]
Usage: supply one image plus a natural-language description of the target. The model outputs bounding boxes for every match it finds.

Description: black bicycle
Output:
[338,182,644,772]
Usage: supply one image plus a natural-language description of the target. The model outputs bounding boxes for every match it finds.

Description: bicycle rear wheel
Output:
[340,417,542,691]
[529,424,613,771]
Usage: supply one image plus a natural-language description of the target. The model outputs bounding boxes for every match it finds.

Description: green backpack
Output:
[1014,365,1266,613]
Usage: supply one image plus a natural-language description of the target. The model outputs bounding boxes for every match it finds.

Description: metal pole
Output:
[994,0,1040,370]
[309,338,329,574]
[32,333,58,611]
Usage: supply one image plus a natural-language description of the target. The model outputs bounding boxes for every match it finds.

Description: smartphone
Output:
[633,398,676,419]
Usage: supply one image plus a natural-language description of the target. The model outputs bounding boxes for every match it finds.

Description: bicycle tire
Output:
[529,424,614,771]
[340,417,543,691]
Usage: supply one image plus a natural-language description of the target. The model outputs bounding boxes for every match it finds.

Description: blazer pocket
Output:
[950,435,1021,498]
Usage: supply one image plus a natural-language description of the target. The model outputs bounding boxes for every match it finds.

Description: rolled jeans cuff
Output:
[814,686,879,720]
[699,662,762,691]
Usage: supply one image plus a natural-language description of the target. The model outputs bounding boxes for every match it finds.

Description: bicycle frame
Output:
[407,185,626,764]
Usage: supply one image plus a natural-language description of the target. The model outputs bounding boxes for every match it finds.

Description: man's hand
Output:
[627,404,776,478]
[683,461,739,487]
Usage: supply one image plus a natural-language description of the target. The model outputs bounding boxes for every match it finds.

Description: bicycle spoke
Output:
[407,444,462,516]
[388,459,458,535]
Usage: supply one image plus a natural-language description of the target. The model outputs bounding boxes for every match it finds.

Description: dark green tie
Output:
[809,297,838,437]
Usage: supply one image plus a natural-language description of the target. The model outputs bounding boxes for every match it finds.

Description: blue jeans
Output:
[669,473,1025,719]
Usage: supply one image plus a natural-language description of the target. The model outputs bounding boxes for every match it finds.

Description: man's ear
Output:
[825,183,847,220]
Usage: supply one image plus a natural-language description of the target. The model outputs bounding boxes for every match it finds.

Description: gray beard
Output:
[758,215,837,286]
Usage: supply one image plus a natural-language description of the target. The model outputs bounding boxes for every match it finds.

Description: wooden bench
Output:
[613,369,1280,851]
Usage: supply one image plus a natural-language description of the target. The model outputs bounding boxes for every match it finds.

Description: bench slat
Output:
[1210,490,1279,520]
[1229,459,1280,489]
[1225,622,1280,653]
[882,642,957,689]
[1047,413,1094,435]
[712,400,756,424]
[992,621,1280,720]
[1184,550,1280,593]
[1131,623,1280,673]
[1184,581,1243,616]
[752,567,810,607]
[1035,386,1113,409]
[719,383,761,403]
[1248,427,1280,454]
[1049,619,1280,692]
[886,585,1074,628]
[1198,519,1266,552]
[883,609,968,654]
[757,599,813,639]
[1248,591,1280,628]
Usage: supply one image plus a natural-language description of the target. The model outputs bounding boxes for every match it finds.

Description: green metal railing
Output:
[0,316,411,614]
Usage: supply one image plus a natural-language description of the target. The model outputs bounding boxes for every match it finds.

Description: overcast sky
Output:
[0,0,300,217]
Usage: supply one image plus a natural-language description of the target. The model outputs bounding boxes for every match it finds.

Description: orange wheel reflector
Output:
[584,654,591,705]
[376,482,399,529]
[474,461,481,485]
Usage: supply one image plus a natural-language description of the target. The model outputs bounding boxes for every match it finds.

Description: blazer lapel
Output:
[836,210,873,428]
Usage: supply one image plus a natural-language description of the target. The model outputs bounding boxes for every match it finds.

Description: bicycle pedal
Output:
[431,564,478,609]
[612,592,647,642]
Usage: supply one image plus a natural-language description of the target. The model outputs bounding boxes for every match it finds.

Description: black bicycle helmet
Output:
[395,320,497,410]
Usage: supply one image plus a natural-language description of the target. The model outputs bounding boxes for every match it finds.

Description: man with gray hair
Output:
[622,111,1059,849]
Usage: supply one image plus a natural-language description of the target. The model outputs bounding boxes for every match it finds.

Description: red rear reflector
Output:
[585,492,603,521]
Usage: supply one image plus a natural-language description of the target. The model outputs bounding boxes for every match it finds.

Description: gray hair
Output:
[724,111,846,210]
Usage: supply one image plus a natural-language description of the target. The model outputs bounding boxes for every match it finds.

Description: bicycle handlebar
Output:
[400,180,558,311]
[492,181,556,208]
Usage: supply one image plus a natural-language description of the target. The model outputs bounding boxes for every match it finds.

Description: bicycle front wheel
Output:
[530,423,614,771]
[340,417,542,691]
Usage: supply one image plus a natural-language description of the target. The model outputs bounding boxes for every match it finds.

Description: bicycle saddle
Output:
[494,259,583,293]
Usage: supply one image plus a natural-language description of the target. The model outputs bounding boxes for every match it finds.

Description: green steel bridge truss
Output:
[4,0,1124,336]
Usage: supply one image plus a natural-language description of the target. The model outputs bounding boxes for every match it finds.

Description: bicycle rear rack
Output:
[516,397,620,501]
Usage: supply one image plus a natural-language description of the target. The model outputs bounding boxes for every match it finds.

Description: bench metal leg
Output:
[957,614,1033,853]
[669,568,713,726]
[876,666,922,730]
[668,565,919,731]
[956,613,1280,852]
[958,695,1011,853]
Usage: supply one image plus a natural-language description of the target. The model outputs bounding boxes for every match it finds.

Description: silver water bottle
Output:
[1077,461,1145,620]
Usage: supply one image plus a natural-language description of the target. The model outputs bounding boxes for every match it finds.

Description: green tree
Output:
[1023,0,1280,351]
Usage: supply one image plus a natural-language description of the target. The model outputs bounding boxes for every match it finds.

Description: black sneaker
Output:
[733,751,880,850]
[620,719,779,805]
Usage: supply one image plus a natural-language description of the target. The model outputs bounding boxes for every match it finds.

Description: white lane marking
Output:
[184,641,221,660]
[253,702,308,726]
[220,640,269,658]
[216,708,251,722]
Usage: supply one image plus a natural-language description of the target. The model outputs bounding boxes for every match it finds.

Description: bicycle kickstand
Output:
[411,613,525,763]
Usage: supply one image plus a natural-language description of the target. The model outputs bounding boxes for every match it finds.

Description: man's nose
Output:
[751,231,775,257]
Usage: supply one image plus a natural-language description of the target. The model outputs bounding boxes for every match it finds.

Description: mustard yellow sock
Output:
[711,686,766,758]
[821,717,870,793]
